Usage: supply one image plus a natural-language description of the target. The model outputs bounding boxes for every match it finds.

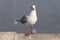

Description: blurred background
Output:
[0,0,60,34]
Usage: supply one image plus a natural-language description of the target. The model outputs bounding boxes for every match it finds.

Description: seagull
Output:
[16,5,37,36]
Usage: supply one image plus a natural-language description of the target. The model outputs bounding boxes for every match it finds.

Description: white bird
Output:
[16,5,37,36]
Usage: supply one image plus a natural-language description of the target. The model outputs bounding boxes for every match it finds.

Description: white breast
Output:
[27,10,37,25]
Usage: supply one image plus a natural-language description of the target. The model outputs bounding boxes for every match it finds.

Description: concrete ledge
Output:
[0,32,60,40]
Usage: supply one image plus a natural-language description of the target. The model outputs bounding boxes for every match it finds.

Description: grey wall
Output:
[0,0,60,34]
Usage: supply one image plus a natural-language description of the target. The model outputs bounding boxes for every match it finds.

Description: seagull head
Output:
[31,5,36,10]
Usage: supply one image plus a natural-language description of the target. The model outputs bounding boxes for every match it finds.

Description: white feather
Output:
[32,29,36,33]
[14,20,18,25]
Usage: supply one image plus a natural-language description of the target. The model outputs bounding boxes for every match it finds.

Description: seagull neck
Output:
[30,9,37,16]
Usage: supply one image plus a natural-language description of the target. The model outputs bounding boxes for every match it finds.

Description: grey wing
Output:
[20,15,27,24]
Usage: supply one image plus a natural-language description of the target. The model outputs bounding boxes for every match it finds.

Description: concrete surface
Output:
[0,32,60,40]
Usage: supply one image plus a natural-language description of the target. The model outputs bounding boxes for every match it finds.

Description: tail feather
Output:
[16,19,20,22]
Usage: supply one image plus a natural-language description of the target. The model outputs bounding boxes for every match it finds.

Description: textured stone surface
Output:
[0,32,15,40]
[0,32,60,40]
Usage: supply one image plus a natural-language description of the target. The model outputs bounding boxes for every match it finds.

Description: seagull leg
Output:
[24,24,30,36]
[30,24,34,34]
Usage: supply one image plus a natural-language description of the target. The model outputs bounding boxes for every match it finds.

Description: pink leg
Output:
[24,24,30,36]
[30,25,33,34]
[30,25,34,34]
